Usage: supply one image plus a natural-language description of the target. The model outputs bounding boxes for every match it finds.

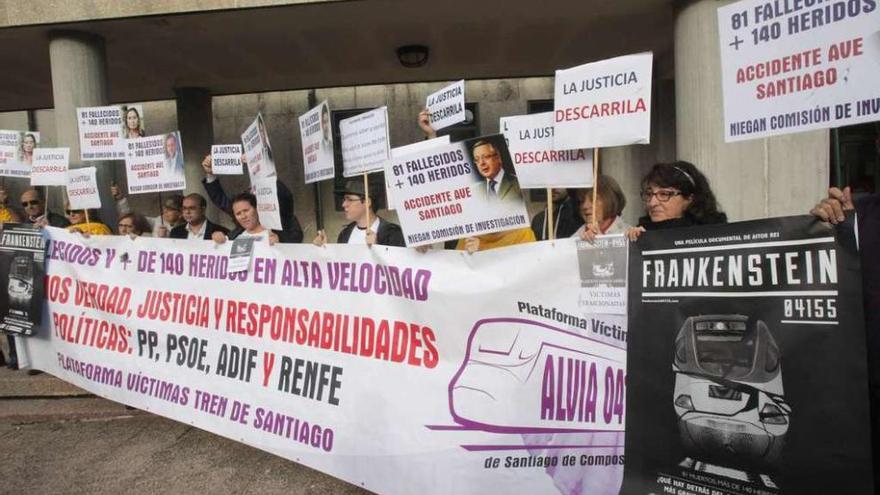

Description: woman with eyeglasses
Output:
[626,161,726,241]
[116,213,151,238]
[64,205,112,236]
[573,175,629,243]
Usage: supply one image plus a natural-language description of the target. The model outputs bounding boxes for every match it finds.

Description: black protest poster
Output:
[0,224,46,336]
[620,215,873,495]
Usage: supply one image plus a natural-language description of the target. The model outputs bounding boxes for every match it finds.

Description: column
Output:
[175,87,221,223]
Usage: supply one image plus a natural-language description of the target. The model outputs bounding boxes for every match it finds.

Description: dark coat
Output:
[169,219,228,240]
[202,177,303,243]
[337,217,405,247]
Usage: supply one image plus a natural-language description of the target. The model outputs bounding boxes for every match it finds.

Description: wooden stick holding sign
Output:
[546,187,555,240]
[363,172,371,231]
[591,148,601,231]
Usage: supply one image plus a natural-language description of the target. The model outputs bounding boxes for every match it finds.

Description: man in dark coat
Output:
[169,193,229,240]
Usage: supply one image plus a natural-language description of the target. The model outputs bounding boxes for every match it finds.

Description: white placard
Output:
[254,178,282,231]
[298,101,336,184]
[385,136,451,210]
[426,80,466,131]
[340,107,390,177]
[66,167,101,210]
[241,113,277,180]
[76,105,140,161]
[553,52,653,149]
[31,147,70,186]
[389,135,530,247]
[0,130,40,178]
[210,144,243,175]
[124,132,187,194]
[501,112,593,189]
[719,0,880,142]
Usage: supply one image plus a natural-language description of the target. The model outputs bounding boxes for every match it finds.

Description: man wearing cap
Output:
[111,185,183,237]
[170,193,228,240]
[313,179,405,247]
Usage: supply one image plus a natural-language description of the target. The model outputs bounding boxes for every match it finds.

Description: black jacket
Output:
[531,196,584,240]
[27,212,69,228]
[337,217,405,247]
[169,220,228,240]
[202,177,303,243]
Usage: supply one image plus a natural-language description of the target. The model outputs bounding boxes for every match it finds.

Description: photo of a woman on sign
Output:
[18,133,37,165]
[164,132,185,179]
[122,105,145,139]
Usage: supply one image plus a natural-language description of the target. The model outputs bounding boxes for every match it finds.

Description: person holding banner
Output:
[170,193,228,240]
[116,213,151,237]
[18,133,36,165]
[20,188,68,228]
[212,192,291,245]
[64,206,112,236]
[200,155,303,243]
[313,179,405,247]
[122,106,145,139]
[626,161,727,240]
[532,188,583,241]
[111,186,183,237]
[573,176,630,242]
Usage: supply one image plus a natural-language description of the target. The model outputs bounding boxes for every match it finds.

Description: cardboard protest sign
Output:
[501,112,593,188]
[719,0,880,142]
[31,148,70,186]
[554,52,653,150]
[0,224,46,336]
[210,145,243,175]
[426,80,466,131]
[298,101,336,184]
[340,107,390,177]
[77,105,141,161]
[622,215,873,495]
[385,136,451,210]
[389,134,530,247]
[124,132,187,194]
[66,167,101,210]
[0,131,40,178]
[241,114,277,180]
[254,178,282,231]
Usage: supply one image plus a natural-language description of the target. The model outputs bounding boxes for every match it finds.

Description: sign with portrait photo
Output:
[298,101,336,184]
[124,132,187,194]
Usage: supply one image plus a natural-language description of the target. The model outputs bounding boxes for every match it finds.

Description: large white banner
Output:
[389,135,530,247]
[125,132,187,194]
[553,53,653,150]
[20,229,628,495]
[0,130,40,178]
[31,148,70,186]
[340,107,391,177]
[298,101,336,184]
[426,80,466,131]
[242,114,277,181]
[501,113,593,189]
[718,0,880,142]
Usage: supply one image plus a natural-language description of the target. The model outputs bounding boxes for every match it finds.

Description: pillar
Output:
[674,0,829,221]
[175,87,221,223]
[48,31,118,227]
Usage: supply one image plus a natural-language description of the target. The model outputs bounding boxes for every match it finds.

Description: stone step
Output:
[0,366,91,398]
[0,396,142,423]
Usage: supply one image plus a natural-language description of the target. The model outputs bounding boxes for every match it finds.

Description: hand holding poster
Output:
[501,112,593,188]
[241,114,277,180]
[298,101,336,184]
[66,167,101,210]
[622,215,873,495]
[385,136,451,210]
[124,132,187,194]
[254,178,282,231]
[31,148,70,186]
[76,105,130,161]
[340,107,390,177]
[718,0,880,141]
[389,134,530,247]
[553,52,653,149]
[0,130,39,178]
[426,80,466,131]
[210,145,243,175]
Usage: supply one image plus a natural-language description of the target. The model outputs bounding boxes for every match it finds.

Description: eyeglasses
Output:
[65,209,84,215]
[117,223,134,229]
[21,200,40,207]
[640,190,682,202]
[342,195,363,203]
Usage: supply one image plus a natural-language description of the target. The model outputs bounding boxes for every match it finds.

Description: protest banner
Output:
[298,101,336,184]
[31,148,70,186]
[501,112,592,189]
[0,130,40,178]
[242,114,277,180]
[718,0,880,142]
[621,215,873,495]
[0,224,45,336]
[21,230,628,495]
[553,52,653,150]
[254,178,282,231]
[340,107,390,177]
[76,105,131,161]
[66,167,101,211]
[124,132,187,194]
[385,136,451,210]
[426,80,466,131]
[210,145,243,175]
[388,135,530,247]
